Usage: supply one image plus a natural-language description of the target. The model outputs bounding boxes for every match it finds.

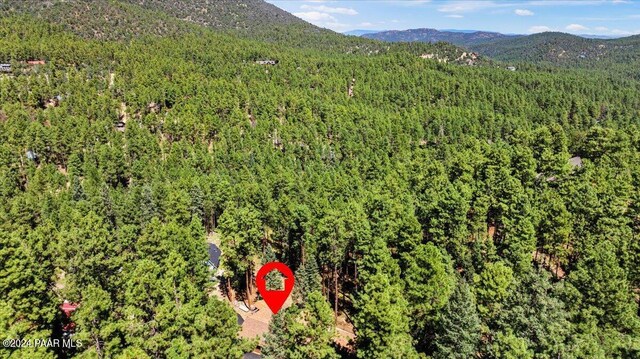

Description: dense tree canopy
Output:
[0,9,639,358]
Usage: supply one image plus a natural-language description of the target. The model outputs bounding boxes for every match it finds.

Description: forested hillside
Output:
[1,0,309,34]
[120,0,308,30]
[470,32,640,68]
[362,26,640,69]
[1,0,322,44]
[1,4,640,359]
[0,0,473,58]
[0,0,206,40]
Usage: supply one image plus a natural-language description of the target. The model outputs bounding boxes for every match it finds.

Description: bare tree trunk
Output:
[93,331,103,359]
[334,264,338,320]
[226,278,236,302]
[173,280,180,307]
[354,262,358,293]
[246,268,253,309]
[322,267,327,298]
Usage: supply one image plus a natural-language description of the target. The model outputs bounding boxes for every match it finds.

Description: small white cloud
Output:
[438,1,509,13]
[359,22,374,27]
[402,0,432,5]
[529,1,609,5]
[300,4,358,15]
[529,25,552,33]
[594,26,609,32]
[515,9,534,16]
[566,24,589,32]
[294,11,337,22]
[446,14,464,18]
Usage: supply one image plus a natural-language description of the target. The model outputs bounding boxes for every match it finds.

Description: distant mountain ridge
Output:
[344,29,384,36]
[469,31,640,66]
[360,27,640,67]
[362,28,522,47]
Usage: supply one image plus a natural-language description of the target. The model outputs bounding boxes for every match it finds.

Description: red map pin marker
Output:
[256,262,294,315]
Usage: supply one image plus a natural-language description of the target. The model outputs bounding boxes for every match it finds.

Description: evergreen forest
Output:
[1,2,640,358]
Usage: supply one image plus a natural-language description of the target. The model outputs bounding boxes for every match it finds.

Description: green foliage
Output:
[402,242,455,348]
[568,241,640,333]
[293,256,322,303]
[490,330,533,359]
[0,6,639,358]
[263,291,338,359]
[354,236,417,359]
[364,28,517,47]
[493,270,571,357]
[433,280,481,359]
[474,261,514,318]
[263,245,281,291]
[470,32,640,70]
[219,205,262,279]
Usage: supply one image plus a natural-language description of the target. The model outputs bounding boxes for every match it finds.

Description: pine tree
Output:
[568,241,640,333]
[474,261,514,319]
[493,269,570,357]
[140,184,156,226]
[263,291,338,359]
[164,188,191,225]
[73,284,115,358]
[262,306,293,359]
[490,330,533,359]
[354,270,417,359]
[100,184,116,228]
[401,242,455,349]
[189,182,205,222]
[71,175,84,201]
[433,280,481,359]
[293,256,322,303]
[263,245,281,291]
[68,152,83,177]
[353,234,417,359]
[0,227,56,359]
[218,205,262,309]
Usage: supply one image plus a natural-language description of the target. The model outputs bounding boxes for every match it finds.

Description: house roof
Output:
[26,150,37,160]
[568,156,583,168]
[60,301,78,317]
[208,243,221,267]
[535,156,584,182]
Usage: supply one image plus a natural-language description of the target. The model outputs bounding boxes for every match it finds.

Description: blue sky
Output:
[265,0,640,36]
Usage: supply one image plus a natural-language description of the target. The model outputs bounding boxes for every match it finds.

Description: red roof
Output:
[60,301,78,332]
[60,301,78,317]
[27,60,46,65]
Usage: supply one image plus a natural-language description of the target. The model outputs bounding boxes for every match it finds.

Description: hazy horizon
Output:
[267,0,640,37]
